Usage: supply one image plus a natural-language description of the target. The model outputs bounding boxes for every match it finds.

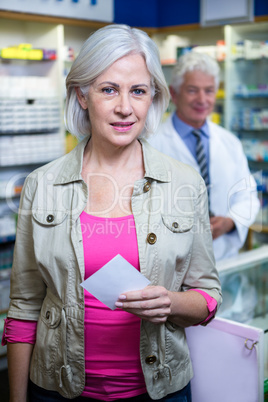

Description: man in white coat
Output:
[149,52,260,261]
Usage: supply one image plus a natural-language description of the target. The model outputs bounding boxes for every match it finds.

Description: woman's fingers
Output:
[115,286,172,323]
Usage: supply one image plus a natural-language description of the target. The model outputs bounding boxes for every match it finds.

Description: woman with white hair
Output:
[3,25,221,402]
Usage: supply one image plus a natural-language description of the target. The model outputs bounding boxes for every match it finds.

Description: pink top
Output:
[2,212,217,400]
[80,212,146,400]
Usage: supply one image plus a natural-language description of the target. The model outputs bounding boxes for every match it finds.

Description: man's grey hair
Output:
[170,51,220,93]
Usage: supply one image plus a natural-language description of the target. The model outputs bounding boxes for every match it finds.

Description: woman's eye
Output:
[132,89,145,95]
[102,87,116,94]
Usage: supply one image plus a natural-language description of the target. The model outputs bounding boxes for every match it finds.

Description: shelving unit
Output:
[0,19,66,359]
[0,18,100,362]
[224,22,268,243]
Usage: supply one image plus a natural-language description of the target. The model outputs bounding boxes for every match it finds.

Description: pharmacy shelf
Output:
[225,24,268,240]
[250,224,268,234]
[0,19,66,309]
[0,129,61,135]
[0,195,21,201]
[234,95,268,99]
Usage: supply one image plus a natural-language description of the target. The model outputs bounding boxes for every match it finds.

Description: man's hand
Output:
[210,216,235,239]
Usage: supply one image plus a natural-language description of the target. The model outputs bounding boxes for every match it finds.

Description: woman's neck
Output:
[83,138,144,176]
[81,138,145,218]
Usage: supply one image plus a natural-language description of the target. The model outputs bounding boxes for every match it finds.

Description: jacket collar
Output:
[54,137,89,185]
[140,138,171,182]
[54,136,171,185]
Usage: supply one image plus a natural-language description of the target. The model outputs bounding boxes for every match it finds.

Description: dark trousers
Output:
[28,380,192,402]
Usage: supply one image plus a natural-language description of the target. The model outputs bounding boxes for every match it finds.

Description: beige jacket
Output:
[8,138,222,400]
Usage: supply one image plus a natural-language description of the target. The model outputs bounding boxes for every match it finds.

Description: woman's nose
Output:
[115,93,133,116]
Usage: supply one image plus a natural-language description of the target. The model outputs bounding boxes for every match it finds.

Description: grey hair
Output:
[170,51,220,93]
[65,24,170,139]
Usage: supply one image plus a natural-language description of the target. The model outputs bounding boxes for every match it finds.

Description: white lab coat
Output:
[149,116,260,261]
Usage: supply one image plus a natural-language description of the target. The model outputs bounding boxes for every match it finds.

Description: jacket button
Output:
[46,214,54,223]
[46,311,50,320]
[147,232,157,245]
[172,221,179,229]
[143,181,151,193]
[145,355,157,365]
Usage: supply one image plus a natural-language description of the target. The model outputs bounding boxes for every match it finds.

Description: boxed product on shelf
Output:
[0,215,16,239]
[0,76,58,99]
[0,133,64,166]
[234,84,268,98]
[231,41,245,59]
[252,170,268,193]
[0,99,61,133]
[0,168,31,198]
[254,197,268,225]
[245,40,264,60]
[241,139,268,162]
[0,198,18,238]
[243,108,268,130]
[62,46,75,62]
[216,40,226,62]
[232,108,268,130]
[159,34,189,64]
[192,45,218,60]
[176,46,192,59]
[0,43,57,61]
[231,40,268,60]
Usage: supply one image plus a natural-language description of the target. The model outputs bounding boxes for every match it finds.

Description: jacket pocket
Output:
[31,289,63,375]
[40,291,62,329]
[161,215,194,233]
[33,210,68,226]
[31,209,70,281]
[159,215,194,279]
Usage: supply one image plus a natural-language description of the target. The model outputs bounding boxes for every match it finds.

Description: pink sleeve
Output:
[190,289,218,325]
[1,317,37,346]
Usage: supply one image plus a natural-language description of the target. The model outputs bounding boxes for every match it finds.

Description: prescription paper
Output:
[80,254,151,310]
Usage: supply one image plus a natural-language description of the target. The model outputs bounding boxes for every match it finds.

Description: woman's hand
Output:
[115,285,171,324]
[115,286,210,327]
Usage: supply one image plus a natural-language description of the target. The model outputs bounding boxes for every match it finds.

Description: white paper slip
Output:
[80,254,151,310]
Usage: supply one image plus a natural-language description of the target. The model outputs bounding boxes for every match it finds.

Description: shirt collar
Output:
[53,136,171,186]
[172,112,210,139]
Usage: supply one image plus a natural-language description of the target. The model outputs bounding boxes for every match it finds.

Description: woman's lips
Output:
[110,122,135,132]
